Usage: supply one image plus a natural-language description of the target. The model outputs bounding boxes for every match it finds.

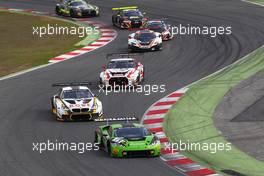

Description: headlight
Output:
[112,138,127,147]
[150,136,159,146]
[132,42,139,46]
[104,71,110,79]
[152,41,158,46]
[61,103,69,110]
[112,142,125,147]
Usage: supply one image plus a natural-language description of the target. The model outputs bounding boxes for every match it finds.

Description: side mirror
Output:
[54,95,59,99]
[143,12,146,15]
[102,65,106,70]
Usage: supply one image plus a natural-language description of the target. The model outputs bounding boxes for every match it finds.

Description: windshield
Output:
[69,1,85,6]
[124,10,142,17]
[138,33,156,42]
[62,89,92,99]
[107,60,135,69]
[114,127,150,138]
[147,22,165,29]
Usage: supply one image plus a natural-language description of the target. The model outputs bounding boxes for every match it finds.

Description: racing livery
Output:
[143,20,173,41]
[51,85,103,121]
[128,30,163,52]
[112,6,147,29]
[55,0,99,18]
[100,54,144,87]
[94,123,161,157]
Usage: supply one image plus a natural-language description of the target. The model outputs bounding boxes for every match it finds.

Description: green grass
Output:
[0,11,100,77]
[164,46,264,176]
[248,0,264,5]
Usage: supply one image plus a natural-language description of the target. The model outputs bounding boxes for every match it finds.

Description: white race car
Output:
[128,29,162,52]
[51,85,103,121]
[100,56,144,87]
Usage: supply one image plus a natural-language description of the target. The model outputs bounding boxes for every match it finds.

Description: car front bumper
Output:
[57,109,102,121]
[110,144,161,158]
[129,44,160,51]
[102,77,136,87]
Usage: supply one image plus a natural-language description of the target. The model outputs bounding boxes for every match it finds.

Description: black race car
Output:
[55,0,99,18]
[112,6,148,29]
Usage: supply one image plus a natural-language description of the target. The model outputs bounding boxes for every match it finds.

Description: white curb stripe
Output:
[143,114,165,120]
[144,123,163,129]
[70,50,88,54]
[56,54,75,59]
[149,105,173,110]
[99,37,113,40]
[91,41,109,45]
[102,32,116,36]
[159,97,181,102]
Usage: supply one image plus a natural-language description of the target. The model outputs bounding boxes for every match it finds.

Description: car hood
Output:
[129,16,142,20]
[107,68,133,74]
[62,98,95,110]
[139,39,154,44]
[112,135,154,146]
[149,27,165,33]
[72,4,95,10]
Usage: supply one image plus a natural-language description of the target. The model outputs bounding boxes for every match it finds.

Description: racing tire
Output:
[99,78,103,85]
[135,75,140,86]
[94,132,104,149]
[55,7,61,16]
[91,10,97,17]
[141,69,145,82]
[51,98,55,113]
[156,44,163,51]
[128,45,134,53]
[107,142,113,157]
[70,9,76,18]
[112,16,116,26]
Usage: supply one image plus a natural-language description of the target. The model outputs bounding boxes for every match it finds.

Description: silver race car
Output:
[51,84,103,121]
[100,54,144,87]
[55,0,99,18]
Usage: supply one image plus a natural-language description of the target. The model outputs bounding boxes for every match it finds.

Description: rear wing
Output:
[148,18,168,22]
[95,117,138,122]
[112,6,138,11]
[52,82,97,87]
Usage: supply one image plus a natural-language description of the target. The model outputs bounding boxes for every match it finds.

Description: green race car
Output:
[94,123,161,157]
[55,0,99,18]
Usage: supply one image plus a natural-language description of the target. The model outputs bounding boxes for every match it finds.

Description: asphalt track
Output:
[0,0,264,175]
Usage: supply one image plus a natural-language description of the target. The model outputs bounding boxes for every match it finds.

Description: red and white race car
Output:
[100,54,144,87]
[143,20,173,41]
